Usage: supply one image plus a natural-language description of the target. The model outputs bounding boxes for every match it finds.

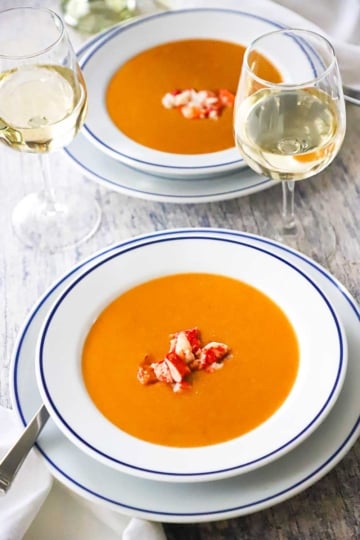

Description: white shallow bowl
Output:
[79,8,316,179]
[11,229,359,521]
[65,26,276,204]
[35,231,347,483]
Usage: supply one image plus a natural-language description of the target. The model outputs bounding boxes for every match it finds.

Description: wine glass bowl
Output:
[0,64,87,154]
[234,29,346,253]
[0,7,101,251]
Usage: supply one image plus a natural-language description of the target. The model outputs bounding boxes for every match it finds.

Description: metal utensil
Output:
[344,85,360,106]
[0,404,49,494]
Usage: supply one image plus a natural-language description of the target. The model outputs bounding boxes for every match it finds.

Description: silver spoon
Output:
[0,404,49,494]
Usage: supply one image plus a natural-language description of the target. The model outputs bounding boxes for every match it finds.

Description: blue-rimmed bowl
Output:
[35,230,347,482]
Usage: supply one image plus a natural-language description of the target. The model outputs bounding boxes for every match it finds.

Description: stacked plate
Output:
[64,7,295,203]
[10,228,360,522]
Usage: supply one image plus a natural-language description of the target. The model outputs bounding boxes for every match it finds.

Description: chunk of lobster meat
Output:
[151,359,173,384]
[183,327,202,354]
[208,108,220,119]
[137,356,157,385]
[136,328,231,391]
[218,88,235,107]
[169,327,202,363]
[162,89,192,109]
[173,89,192,106]
[161,93,175,109]
[205,361,224,374]
[165,351,191,382]
[161,88,234,120]
[192,341,230,370]
[181,104,203,119]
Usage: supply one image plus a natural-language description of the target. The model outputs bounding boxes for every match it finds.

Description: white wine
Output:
[235,88,345,181]
[61,0,136,34]
[0,64,87,152]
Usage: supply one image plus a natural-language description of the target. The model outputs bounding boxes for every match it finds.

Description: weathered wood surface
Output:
[0,1,359,538]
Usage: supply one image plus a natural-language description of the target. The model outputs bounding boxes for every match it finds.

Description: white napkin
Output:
[0,407,166,540]
[165,0,360,90]
[0,406,52,540]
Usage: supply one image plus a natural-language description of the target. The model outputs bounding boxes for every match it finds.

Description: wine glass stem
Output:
[37,153,57,211]
[281,180,297,235]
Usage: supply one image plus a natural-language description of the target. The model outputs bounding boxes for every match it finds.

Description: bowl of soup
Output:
[35,229,347,482]
[79,8,303,178]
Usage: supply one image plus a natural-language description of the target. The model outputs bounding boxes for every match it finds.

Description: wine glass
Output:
[234,29,346,259]
[0,6,101,252]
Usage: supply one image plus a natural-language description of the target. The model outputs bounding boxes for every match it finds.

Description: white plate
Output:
[64,131,275,203]
[79,8,313,178]
[10,229,360,522]
[35,233,347,482]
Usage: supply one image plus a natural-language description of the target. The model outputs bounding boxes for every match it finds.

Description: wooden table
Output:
[0,2,359,539]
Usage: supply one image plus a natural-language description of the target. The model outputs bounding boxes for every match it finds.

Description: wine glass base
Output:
[12,190,101,252]
[273,217,337,263]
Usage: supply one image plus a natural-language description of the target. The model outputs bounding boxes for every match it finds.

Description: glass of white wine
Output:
[0,6,101,252]
[234,29,346,259]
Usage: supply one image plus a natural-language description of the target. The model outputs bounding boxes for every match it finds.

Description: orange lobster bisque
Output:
[106,39,282,154]
[82,273,299,448]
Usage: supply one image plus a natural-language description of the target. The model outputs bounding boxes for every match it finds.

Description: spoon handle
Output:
[0,404,49,494]
[343,85,360,106]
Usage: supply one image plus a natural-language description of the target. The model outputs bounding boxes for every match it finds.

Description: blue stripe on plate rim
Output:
[37,232,345,477]
[79,8,316,172]
[63,135,275,198]
[11,229,359,517]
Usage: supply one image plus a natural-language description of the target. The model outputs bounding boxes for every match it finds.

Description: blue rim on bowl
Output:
[79,8,308,179]
[35,230,347,482]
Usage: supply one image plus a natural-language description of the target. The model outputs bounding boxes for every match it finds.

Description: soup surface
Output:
[82,273,299,447]
[106,39,282,154]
